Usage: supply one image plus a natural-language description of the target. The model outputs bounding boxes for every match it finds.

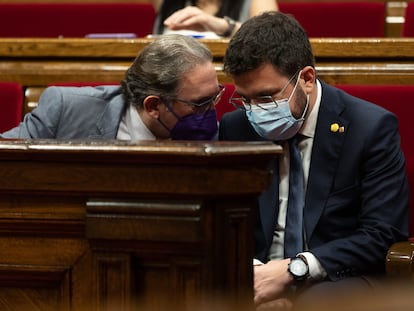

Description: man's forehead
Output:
[179,63,217,86]
[233,66,287,96]
[233,62,282,80]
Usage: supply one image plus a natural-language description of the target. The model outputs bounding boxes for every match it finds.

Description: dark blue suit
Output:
[219,81,408,281]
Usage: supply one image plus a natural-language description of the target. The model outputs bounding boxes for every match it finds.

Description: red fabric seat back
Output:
[402,2,414,37]
[0,82,23,133]
[278,2,386,37]
[336,84,414,235]
[216,84,236,121]
[0,3,155,38]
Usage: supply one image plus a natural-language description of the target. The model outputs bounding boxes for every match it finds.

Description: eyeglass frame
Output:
[168,84,226,114]
[229,71,299,111]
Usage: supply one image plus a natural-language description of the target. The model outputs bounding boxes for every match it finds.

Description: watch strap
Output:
[221,16,237,37]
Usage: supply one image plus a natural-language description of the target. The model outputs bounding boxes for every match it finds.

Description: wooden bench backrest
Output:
[0,3,155,38]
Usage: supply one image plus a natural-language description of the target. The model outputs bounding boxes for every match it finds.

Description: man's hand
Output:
[163,6,229,34]
[254,258,293,306]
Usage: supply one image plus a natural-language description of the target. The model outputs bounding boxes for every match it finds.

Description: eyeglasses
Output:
[173,84,226,114]
[229,72,298,111]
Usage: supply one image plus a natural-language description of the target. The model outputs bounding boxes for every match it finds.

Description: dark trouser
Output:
[293,277,381,311]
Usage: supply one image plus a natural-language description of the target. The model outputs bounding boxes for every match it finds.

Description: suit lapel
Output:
[304,83,349,242]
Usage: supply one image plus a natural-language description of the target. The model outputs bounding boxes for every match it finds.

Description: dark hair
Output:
[223,11,315,78]
[157,0,244,34]
[121,34,212,109]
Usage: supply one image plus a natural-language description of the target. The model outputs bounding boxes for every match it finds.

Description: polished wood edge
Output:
[310,38,414,58]
[0,139,283,157]
[1,38,414,58]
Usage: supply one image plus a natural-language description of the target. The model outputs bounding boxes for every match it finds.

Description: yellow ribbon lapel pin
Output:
[330,123,345,133]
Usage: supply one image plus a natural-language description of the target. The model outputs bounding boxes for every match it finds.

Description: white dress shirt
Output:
[255,80,327,281]
[116,105,156,141]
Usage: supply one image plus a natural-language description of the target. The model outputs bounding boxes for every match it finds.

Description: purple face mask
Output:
[170,109,218,140]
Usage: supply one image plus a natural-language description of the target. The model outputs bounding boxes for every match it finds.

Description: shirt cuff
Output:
[253,258,264,265]
[298,252,327,281]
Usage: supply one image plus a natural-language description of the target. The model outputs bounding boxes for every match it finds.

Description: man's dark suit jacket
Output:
[219,81,409,281]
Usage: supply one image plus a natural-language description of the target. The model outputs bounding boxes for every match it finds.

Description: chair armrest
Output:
[386,241,414,277]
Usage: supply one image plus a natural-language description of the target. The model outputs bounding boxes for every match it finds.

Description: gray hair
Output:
[121,34,213,108]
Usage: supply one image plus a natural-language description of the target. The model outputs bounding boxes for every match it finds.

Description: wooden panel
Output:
[0,140,282,311]
[0,194,89,311]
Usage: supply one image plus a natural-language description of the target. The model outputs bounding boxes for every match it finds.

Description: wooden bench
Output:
[0,37,413,116]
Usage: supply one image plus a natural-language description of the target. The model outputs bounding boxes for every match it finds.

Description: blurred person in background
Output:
[151,0,278,38]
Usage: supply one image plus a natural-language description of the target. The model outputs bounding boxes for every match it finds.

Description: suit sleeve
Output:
[312,110,409,281]
[0,87,64,138]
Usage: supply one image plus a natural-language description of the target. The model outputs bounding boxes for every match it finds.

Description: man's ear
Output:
[302,66,316,84]
[143,95,162,118]
[301,66,316,93]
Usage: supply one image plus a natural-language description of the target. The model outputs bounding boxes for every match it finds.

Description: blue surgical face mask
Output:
[246,74,309,141]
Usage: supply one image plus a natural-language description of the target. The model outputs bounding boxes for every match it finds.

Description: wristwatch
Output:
[288,256,309,281]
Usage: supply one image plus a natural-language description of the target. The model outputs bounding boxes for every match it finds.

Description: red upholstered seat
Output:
[335,84,414,235]
[216,84,236,121]
[402,2,414,37]
[0,82,23,133]
[278,2,386,37]
[0,3,155,38]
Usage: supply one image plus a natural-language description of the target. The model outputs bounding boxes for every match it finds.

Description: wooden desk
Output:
[0,38,414,115]
[0,139,281,311]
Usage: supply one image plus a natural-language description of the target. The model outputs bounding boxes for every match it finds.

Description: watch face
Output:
[289,258,308,278]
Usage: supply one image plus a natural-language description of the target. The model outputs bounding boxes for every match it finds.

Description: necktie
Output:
[284,136,305,258]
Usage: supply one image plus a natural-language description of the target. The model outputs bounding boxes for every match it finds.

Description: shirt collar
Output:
[299,79,321,139]
[118,104,156,141]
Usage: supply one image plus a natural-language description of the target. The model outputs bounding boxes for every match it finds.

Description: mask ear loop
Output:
[157,100,181,134]
[287,70,302,103]
[163,100,182,119]
[299,94,310,121]
[288,70,309,121]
